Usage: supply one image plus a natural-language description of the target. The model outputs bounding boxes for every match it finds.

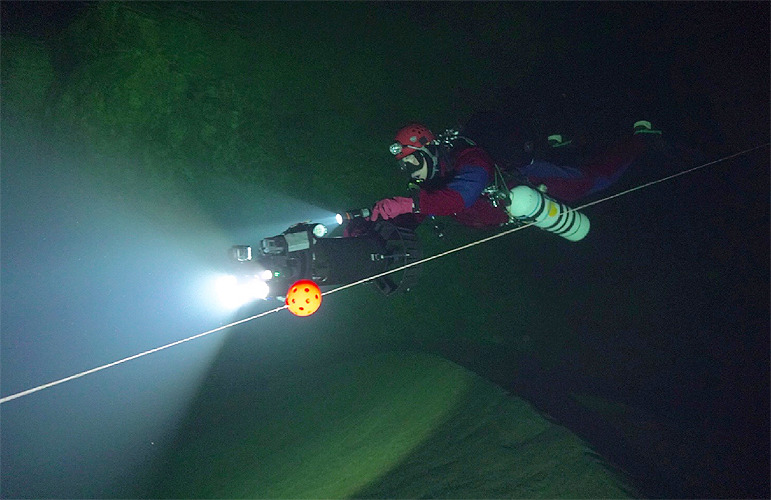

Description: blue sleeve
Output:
[446,165,489,208]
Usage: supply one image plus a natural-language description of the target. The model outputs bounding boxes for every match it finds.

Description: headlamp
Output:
[389,142,403,156]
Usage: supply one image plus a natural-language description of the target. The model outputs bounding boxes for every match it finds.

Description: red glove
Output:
[369,196,414,221]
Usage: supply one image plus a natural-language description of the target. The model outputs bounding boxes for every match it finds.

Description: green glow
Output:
[159,352,472,498]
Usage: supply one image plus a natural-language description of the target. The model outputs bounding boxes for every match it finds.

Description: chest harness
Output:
[431,128,532,224]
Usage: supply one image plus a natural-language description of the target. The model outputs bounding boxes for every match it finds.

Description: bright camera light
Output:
[243,277,270,300]
[312,223,328,238]
[215,274,270,309]
[335,213,343,225]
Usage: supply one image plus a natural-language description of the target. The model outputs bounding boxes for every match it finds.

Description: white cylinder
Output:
[506,185,590,241]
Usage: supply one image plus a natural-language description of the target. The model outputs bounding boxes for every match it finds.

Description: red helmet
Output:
[390,123,436,160]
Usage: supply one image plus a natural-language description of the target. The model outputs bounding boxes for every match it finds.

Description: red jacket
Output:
[417,146,509,228]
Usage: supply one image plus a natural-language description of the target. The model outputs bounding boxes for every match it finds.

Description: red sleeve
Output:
[418,187,466,216]
[417,147,496,216]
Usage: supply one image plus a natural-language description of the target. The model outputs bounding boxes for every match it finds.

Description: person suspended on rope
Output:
[365,112,663,238]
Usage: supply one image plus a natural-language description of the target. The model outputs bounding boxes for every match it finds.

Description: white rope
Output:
[0,305,287,404]
[2,143,767,405]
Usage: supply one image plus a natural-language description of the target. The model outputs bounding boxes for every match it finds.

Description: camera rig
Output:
[227,220,422,301]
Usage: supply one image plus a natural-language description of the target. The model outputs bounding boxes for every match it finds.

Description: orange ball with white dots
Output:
[285,279,322,316]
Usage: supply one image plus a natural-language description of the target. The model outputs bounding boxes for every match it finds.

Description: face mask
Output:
[396,146,439,181]
[398,155,424,175]
[416,148,440,180]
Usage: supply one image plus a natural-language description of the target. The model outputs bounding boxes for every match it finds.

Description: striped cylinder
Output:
[506,185,590,241]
